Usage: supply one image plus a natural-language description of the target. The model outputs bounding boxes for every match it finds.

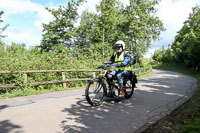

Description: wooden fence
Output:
[0,67,151,89]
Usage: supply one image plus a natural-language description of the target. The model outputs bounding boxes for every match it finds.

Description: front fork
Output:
[101,78,109,96]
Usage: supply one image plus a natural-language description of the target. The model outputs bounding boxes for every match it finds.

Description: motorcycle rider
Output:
[105,40,131,97]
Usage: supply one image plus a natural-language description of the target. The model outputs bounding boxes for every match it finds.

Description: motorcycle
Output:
[85,63,137,106]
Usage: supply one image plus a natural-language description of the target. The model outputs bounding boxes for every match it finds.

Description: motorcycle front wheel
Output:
[85,78,105,106]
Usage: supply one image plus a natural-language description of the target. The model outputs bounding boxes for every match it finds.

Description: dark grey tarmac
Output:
[0,70,198,133]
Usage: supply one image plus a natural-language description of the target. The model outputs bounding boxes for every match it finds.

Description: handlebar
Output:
[104,61,123,64]
[98,62,127,69]
[98,61,126,69]
[98,64,111,69]
[98,65,106,69]
[98,64,112,69]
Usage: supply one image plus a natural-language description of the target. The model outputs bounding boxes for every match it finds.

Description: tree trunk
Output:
[102,28,105,58]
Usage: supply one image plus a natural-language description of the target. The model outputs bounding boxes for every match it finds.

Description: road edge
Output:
[135,69,199,133]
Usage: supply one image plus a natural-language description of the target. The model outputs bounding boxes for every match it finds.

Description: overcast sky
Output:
[0,0,199,58]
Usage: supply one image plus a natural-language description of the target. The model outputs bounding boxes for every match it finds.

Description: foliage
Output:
[95,0,120,44]
[153,5,200,70]
[75,10,96,49]
[0,43,102,94]
[0,11,9,39]
[42,0,164,58]
[172,6,200,69]
[76,42,114,60]
[152,45,174,63]
[75,0,121,58]
[40,0,84,52]
[119,0,165,57]
[140,58,154,67]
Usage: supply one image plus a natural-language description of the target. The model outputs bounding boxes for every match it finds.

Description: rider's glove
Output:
[115,64,125,67]
[104,61,113,64]
[115,64,121,67]
[98,65,105,68]
[104,64,110,67]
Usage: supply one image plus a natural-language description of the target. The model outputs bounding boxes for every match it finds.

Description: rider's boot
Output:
[119,86,125,97]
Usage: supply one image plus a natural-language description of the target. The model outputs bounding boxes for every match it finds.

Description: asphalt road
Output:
[0,69,198,133]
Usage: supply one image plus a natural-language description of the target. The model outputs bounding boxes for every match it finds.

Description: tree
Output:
[95,0,121,44]
[119,0,165,57]
[75,0,120,58]
[40,0,84,52]
[0,11,9,39]
[41,0,164,59]
[171,6,200,69]
[0,11,8,57]
[152,46,165,63]
[76,0,164,58]
[6,42,27,55]
[75,10,96,49]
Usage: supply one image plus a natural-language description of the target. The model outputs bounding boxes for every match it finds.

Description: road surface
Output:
[0,69,198,133]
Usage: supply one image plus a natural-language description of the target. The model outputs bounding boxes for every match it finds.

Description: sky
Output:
[0,0,199,58]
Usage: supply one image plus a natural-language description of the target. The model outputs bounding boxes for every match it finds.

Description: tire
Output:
[85,78,105,106]
[124,79,134,98]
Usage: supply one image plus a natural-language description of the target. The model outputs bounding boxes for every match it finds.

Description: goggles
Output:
[116,46,122,50]
[116,44,122,49]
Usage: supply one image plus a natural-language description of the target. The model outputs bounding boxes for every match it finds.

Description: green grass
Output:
[179,118,200,133]
[137,70,153,79]
[153,64,200,133]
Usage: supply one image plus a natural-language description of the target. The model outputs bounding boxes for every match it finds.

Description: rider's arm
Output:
[122,56,131,66]
[109,54,115,63]
[115,56,130,67]
[104,54,115,64]
[121,51,131,66]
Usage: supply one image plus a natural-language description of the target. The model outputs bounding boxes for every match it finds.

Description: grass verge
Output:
[0,84,87,99]
[143,64,200,133]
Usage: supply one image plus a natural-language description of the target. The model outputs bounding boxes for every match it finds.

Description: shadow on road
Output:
[0,120,23,133]
[0,105,23,133]
[139,70,191,95]
[61,97,136,133]
[0,105,9,112]
[60,70,195,133]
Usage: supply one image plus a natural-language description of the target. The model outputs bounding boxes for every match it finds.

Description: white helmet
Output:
[115,40,125,50]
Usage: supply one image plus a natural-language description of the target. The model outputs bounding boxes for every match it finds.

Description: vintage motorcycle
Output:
[85,63,137,106]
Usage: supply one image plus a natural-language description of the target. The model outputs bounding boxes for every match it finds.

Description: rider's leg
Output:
[106,71,116,94]
[106,78,113,94]
[116,70,129,97]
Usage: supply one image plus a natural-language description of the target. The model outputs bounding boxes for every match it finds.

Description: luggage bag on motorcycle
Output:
[128,71,138,87]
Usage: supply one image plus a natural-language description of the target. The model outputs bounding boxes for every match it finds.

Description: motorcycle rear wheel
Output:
[124,79,134,98]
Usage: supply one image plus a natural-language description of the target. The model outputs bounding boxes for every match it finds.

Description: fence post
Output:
[138,69,140,76]
[23,73,28,86]
[62,72,66,88]
[93,72,96,78]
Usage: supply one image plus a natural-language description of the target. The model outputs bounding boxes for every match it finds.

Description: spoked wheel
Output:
[124,79,134,98]
[85,78,105,106]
